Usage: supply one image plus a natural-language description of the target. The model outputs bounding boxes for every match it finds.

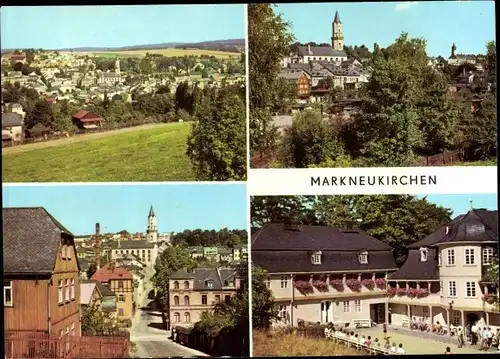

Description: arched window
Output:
[174,312,180,323]
[184,281,189,289]
[174,296,179,306]
[184,312,190,323]
[173,281,179,289]
[184,295,190,306]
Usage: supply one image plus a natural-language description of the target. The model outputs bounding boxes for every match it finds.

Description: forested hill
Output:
[2,39,245,53]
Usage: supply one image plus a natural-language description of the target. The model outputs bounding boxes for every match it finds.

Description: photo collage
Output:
[1,2,498,358]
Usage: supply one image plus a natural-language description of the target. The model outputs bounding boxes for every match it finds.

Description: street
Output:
[129,284,209,358]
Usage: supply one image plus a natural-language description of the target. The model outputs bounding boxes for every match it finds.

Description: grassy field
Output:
[457,158,497,166]
[252,330,359,356]
[90,48,240,60]
[2,123,194,182]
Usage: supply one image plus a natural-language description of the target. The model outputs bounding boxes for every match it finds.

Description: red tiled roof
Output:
[90,263,133,283]
[45,97,56,102]
[73,110,89,119]
[73,110,103,122]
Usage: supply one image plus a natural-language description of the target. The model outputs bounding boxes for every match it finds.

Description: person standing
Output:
[466,323,472,343]
[383,322,388,339]
[471,322,478,345]
[457,327,464,348]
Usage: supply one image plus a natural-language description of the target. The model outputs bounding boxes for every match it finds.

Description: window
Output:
[71,322,75,336]
[206,280,213,289]
[343,301,350,313]
[448,281,457,297]
[279,305,287,322]
[62,244,66,259]
[358,251,368,264]
[3,281,13,306]
[118,295,125,302]
[465,282,476,297]
[280,276,288,289]
[117,280,123,289]
[420,247,428,262]
[58,280,63,304]
[452,311,461,326]
[184,296,190,306]
[184,281,189,289]
[65,279,70,301]
[438,251,442,266]
[215,295,220,303]
[202,295,207,305]
[465,249,475,265]
[354,300,361,312]
[311,252,321,265]
[225,295,231,303]
[184,312,190,323]
[447,249,455,265]
[173,281,179,289]
[483,248,494,265]
[174,312,180,322]
[118,308,124,316]
[174,296,179,306]
[70,279,75,300]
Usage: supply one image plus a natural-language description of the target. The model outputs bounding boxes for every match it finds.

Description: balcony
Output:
[292,277,387,299]
[386,288,441,305]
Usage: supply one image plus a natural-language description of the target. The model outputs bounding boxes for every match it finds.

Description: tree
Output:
[251,196,318,228]
[486,257,499,310]
[485,40,496,84]
[81,303,116,335]
[248,4,295,155]
[186,86,247,181]
[152,246,196,312]
[252,266,278,329]
[282,110,346,168]
[87,263,97,279]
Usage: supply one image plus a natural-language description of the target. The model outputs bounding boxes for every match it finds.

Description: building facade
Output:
[388,209,499,332]
[252,222,398,327]
[169,267,241,327]
[3,207,81,337]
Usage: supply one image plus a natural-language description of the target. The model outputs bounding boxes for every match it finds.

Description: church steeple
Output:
[146,205,158,243]
[331,10,344,51]
[149,205,155,217]
[334,10,341,23]
[451,43,457,57]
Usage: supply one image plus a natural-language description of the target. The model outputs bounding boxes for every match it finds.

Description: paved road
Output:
[130,285,209,358]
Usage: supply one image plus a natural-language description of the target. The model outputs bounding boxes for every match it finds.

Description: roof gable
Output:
[3,207,72,275]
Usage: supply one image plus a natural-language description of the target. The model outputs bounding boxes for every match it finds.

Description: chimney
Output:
[95,223,101,270]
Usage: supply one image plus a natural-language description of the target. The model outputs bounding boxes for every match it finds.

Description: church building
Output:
[97,57,123,86]
[109,206,164,268]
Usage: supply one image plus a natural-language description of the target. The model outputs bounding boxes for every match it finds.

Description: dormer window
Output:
[206,280,213,289]
[420,247,429,262]
[445,226,449,235]
[358,250,368,264]
[311,251,322,265]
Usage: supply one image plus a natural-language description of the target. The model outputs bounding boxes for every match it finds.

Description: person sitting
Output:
[390,342,397,354]
[372,337,380,348]
[324,326,331,338]
[383,339,391,352]
[444,346,452,354]
[411,317,418,330]
[396,343,405,355]
[487,327,494,348]
[350,331,356,342]
[365,335,372,347]
[436,322,443,334]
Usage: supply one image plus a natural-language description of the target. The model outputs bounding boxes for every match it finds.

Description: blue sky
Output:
[417,194,497,217]
[2,184,248,235]
[0,5,245,49]
[275,1,496,57]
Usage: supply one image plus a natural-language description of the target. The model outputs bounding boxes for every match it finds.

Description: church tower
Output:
[331,10,344,51]
[146,205,158,243]
[451,43,457,57]
[114,56,120,75]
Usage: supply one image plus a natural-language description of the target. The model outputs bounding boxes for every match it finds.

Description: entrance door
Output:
[377,304,385,324]
[321,301,332,323]
[467,312,479,326]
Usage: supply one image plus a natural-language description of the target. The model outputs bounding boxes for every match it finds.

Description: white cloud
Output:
[395,2,420,12]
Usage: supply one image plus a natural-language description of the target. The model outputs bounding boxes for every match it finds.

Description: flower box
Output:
[313,280,328,290]
[396,288,407,296]
[294,280,313,293]
[386,288,397,297]
[361,279,375,290]
[375,278,386,289]
[329,279,344,292]
[482,294,498,305]
[346,279,362,292]
[416,288,429,298]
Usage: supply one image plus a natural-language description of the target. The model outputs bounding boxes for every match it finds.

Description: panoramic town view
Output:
[1,5,247,182]
[3,184,249,358]
[251,194,499,356]
[249,2,496,168]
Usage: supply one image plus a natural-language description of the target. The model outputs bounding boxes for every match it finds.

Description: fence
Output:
[4,330,129,359]
[414,149,464,166]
